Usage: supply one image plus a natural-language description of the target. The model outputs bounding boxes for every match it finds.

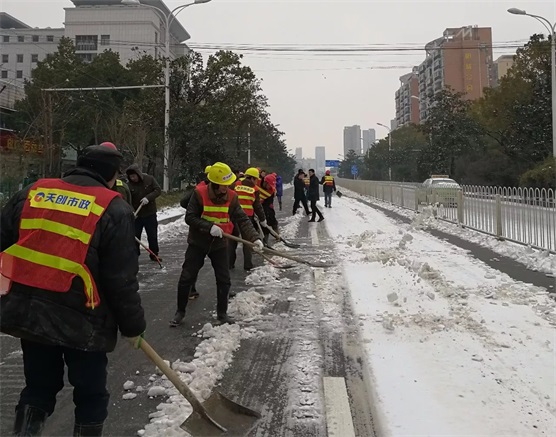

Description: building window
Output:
[75,35,98,51]
[100,35,110,46]
[18,35,24,42]
[32,35,39,42]
[2,54,8,63]
[17,54,23,63]
[77,53,97,63]
[16,70,23,79]
[1,71,8,79]
[2,35,9,43]
[47,35,54,42]
[32,54,39,63]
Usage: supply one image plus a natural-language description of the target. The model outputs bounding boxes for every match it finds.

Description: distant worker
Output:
[171,162,263,326]
[259,173,278,246]
[293,169,311,216]
[229,167,268,271]
[275,174,283,211]
[99,142,132,205]
[126,164,162,262]
[307,169,324,222]
[0,145,146,437]
[320,170,336,208]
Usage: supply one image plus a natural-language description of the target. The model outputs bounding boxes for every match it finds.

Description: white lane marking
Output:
[323,376,356,437]
[311,225,319,246]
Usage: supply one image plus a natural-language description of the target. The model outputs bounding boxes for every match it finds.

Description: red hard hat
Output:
[100,141,117,150]
[326,170,331,175]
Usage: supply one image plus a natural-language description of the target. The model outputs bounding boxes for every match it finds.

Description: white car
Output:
[419,175,462,207]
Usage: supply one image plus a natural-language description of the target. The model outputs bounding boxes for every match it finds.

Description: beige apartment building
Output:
[394,26,494,123]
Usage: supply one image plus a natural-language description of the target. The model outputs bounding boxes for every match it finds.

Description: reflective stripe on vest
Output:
[116,179,123,186]
[197,184,235,234]
[0,179,118,309]
[235,183,256,217]
[304,177,310,186]
[258,186,273,201]
[324,176,334,186]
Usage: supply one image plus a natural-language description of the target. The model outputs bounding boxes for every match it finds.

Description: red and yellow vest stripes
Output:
[0,179,118,309]
[235,182,257,217]
[304,177,310,187]
[258,184,275,202]
[324,175,334,187]
[197,183,235,234]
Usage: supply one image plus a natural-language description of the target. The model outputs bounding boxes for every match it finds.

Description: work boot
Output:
[169,311,185,327]
[188,290,199,300]
[13,405,47,436]
[73,422,104,436]
[318,217,325,222]
[217,314,236,325]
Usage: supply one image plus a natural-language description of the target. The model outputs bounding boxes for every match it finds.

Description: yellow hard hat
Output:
[204,165,212,174]
[207,162,236,186]
[244,167,260,179]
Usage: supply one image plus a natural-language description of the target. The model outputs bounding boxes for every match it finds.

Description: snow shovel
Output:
[267,227,301,249]
[223,233,334,268]
[135,237,163,269]
[336,190,343,198]
[139,339,261,436]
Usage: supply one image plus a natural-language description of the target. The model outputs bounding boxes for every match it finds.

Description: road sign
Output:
[351,165,358,176]
[325,160,340,168]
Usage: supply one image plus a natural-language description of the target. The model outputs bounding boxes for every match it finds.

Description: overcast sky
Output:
[2,0,555,160]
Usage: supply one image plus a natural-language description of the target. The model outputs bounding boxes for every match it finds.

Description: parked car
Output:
[418,175,462,207]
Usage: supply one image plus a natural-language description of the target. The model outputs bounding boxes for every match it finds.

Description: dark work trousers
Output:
[324,191,333,207]
[177,243,231,316]
[293,197,310,215]
[17,339,109,425]
[310,200,324,221]
[228,220,256,270]
[277,196,282,211]
[135,213,159,256]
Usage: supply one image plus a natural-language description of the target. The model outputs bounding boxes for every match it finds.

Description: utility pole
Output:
[247,122,251,165]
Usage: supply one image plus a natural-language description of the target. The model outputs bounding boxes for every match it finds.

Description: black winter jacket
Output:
[185,184,260,251]
[0,168,146,352]
[126,164,161,217]
[294,176,307,200]
[307,174,320,201]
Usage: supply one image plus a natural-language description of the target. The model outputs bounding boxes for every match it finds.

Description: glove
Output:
[140,197,149,205]
[127,332,144,349]
[210,225,223,238]
[253,239,264,252]
[259,220,269,229]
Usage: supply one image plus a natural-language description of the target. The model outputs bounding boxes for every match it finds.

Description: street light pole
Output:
[508,8,556,159]
[122,0,212,192]
[377,123,392,181]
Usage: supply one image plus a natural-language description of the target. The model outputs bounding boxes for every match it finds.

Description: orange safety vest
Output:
[235,182,257,217]
[324,175,334,186]
[197,183,235,234]
[303,177,310,187]
[258,184,274,202]
[0,179,118,309]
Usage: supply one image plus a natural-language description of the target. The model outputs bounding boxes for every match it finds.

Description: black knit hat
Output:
[77,145,123,182]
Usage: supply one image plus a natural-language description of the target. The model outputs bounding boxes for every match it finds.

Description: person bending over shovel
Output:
[171,162,263,327]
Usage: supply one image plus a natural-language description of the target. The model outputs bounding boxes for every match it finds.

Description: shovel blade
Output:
[181,391,261,436]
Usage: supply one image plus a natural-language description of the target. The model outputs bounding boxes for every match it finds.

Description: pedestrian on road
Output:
[0,145,146,437]
[276,174,283,211]
[307,169,324,222]
[293,170,311,216]
[229,167,268,270]
[259,173,278,246]
[320,170,336,208]
[171,162,263,327]
[126,164,162,262]
[99,142,132,205]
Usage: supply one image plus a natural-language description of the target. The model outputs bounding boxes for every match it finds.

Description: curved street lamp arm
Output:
[528,15,556,37]
[169,3,195,28]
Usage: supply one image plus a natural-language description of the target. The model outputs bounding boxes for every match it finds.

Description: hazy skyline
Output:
[2,0,555,159]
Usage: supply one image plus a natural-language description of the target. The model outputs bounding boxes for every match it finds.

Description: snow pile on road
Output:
[158,206,184,221]
[339,186,556,276]
[245,264,282,286]
[325,194,556,435]
[136,290,268,436]
[158,217,186,242]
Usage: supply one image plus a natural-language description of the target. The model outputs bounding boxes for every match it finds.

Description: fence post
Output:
[414,188,419,211]
[495,194,503,239]
[381,185,385,201]
[400,185,404,208]
[390,185,393,204]
[457,190,464,226]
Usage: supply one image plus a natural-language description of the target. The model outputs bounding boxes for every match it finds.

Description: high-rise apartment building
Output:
[362,129,376,155]
[295,147,303,160]
[343,125,361,156]
[315,146,326,175]
[416,26,493,121]
[394,68,420,127]
[492,55,515,87]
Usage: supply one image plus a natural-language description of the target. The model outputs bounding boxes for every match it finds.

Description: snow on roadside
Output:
[157,205,185,221]
[338,186,556,276]
[326,193,556,436]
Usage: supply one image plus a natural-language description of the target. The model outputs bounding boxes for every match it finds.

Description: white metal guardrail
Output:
[337,178,556,253]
